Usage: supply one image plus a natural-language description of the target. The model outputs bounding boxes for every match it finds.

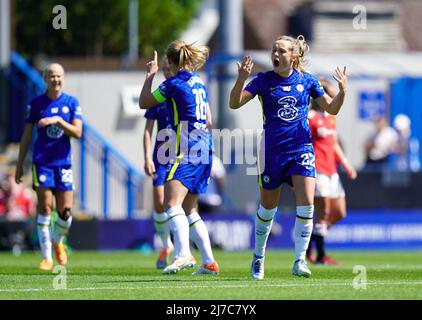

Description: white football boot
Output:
[162,256,196,274]
[251,254,265,280]
[292,259,312,278]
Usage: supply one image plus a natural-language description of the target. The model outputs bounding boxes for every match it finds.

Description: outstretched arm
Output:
[314,66,348,115]
[229,56,254,109]
[139,50,161,109]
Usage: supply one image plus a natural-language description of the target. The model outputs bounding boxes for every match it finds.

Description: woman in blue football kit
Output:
[229,35,348,279]
[140,41,220,275]
[143,58,175,270]
[15,63,83,271]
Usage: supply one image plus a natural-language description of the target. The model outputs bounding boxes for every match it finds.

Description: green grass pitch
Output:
[1,249,421,300]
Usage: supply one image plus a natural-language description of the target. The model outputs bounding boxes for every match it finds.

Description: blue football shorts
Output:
[165,152,212,194]
[152,161,172,187]
[32,164,74,191]
[258,143,316,189]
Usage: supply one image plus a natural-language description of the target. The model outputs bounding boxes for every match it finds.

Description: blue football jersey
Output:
[144,101,172,166]
[245,69,325,151]
[25,92,83,166]
[152,70,211,161]
[144,101,171,132]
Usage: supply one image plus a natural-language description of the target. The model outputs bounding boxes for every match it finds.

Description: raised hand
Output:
[146,50,159,76]
[236,55,254,81]
[333,66,348,92]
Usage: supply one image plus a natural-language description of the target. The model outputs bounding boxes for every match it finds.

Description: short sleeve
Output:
[308,74,325,99]
[70,97,83,121]
[244,73,262,97]
[25,104,36,124]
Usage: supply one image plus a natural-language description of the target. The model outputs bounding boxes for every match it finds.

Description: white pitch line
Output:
[2,280,422,293]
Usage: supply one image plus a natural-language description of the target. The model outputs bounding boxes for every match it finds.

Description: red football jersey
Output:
[308,109,338,176]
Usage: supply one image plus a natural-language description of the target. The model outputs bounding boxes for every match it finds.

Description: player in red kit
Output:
[306,78,357,265]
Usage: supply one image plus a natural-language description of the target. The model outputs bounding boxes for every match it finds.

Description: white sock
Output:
[187,212,214,265]
[294,205,314,261]
[153,211,173,249]
[166,206,191,259]
[254,205,277,258]
[53,216,72,244]
[37,214,52,261]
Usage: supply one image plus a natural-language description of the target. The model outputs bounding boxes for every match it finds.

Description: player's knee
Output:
[58,207,72,221]
[154,204,165,213]
[183,206,197,215]
[260,198,279,210]
[165,199,180,211]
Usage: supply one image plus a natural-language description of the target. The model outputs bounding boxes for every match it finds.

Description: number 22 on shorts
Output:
[300,152,315,168]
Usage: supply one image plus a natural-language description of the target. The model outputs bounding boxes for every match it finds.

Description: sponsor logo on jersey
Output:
[317,127,336,138]
[277,96,298,121]
[46,124,64,139]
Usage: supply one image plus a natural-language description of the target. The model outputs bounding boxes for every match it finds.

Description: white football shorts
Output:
[315,172,345,198]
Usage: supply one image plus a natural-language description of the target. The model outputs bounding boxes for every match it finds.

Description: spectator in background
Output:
[0,170,37,253]
[5,172,36,221]
[363,116,399,171]
[0,172,9,220]
[198,154,226,213]
[392,114,417,172]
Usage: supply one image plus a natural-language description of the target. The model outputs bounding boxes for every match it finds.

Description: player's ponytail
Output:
[276,35,309,73]
[166,40,209,71]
